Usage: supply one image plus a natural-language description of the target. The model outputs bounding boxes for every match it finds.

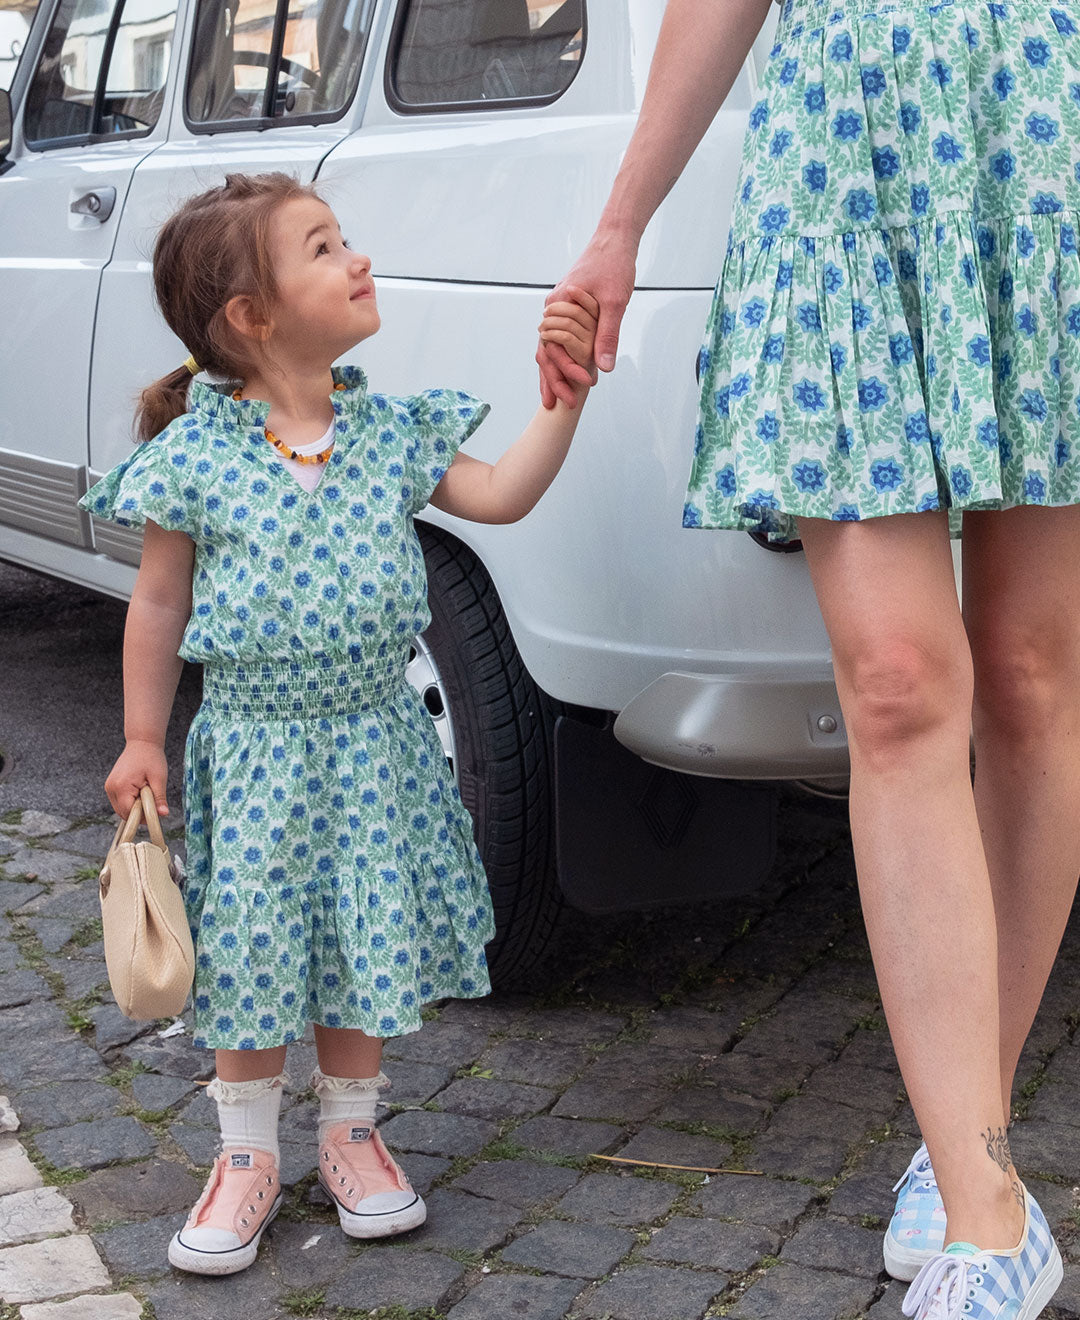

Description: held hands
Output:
[105,741,169,820]
[537,287,600,406]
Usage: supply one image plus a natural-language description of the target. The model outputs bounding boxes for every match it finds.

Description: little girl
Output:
[80,171,597,1276]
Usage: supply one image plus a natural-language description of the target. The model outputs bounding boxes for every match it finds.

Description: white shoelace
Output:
[894,1142,937,1193]
[901,1252,972,1319]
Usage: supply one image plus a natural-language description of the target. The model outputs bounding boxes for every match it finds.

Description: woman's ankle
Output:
[944,1176,1026,1252]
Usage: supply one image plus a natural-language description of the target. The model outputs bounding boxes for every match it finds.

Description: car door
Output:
[0,0,181,551]
[86,0,379,563]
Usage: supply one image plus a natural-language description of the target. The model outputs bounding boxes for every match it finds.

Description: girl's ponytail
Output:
[135,364,194,443]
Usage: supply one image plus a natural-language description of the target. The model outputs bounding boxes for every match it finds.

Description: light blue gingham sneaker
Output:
[901,1185,1062,1320]
[885,1142,947,1281]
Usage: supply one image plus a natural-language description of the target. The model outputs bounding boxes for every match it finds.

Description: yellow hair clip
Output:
[183,354,200,375]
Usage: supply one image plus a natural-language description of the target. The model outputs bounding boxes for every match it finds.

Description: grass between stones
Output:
[20,1134,89,1187]
[70,915,104,947]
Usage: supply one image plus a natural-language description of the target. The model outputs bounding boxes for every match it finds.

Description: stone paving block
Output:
[393,1151,450,1196]
[640,1216,778,1272]
[0,1186,74,1245]
[0,1141,43,1194]
[379,1109,498,1159]
[437,998,529,1033]
[122,1035,215,1080]
[130,1073,196,1113]
[408,1188,523,1252]
[21,883,100,921]
[21,919,78,955]
[701,1051,813,1103]
[645,1004,744,1050]
[614,1124,734,1170]
[263,1219,356,1289]
[729,1262,879,1320]
[652,1085,769,1132]
[446,1273,585,1320]
[752,1132,851,1181]
[277,1139,316,1187]
[145,1256,290,1317]
[511,1115,624,1158]
[0,1003,107,1088]
[46,823,117,857]
[35,1116,155,1171]
[554,1171,680,1226]
[41,957,109,1002]
[322,1247,464,1311]
[383,1021,491,1068]
[0,881,45,915]
[436,1076,555,1120]
[1050,1262,1080,1319]
[692,1173,818,1231]
[451,1158,581,1208]
[167,1121,218,1167]
[67,1160,203,1223]
[826,1170,899,1222]
[552,1080,669,1123]
[0,941,19,974]
[501,1219,635,1279]
[765,1094,876,1148]
[477,1037,593,1087]
[175,1088,215,1127]
[7,812,71,838]
[781,1216,885,1277]
[583,1043,694,1084]
[577,1264,726,1320]
[0,968,50,1011]
[0,1234,110,1302]
[20,1295,143,1320]
[93,1213,180,1279]
[506,1007,628,1046]
[803,1060,904,1114]
[277,1102,317,1144]
[837,1028,902,1075]
[3,849,88,886]
[382,1058,454,1107]
[1013,1120,1080,1182]
[66,940,104,962]
[90,1004,154,1053]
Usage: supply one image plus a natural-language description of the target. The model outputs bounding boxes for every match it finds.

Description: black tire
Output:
[416,523,564,988]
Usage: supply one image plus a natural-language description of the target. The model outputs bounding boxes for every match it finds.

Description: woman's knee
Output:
[971,628,1080,741]
[839,637,973,761]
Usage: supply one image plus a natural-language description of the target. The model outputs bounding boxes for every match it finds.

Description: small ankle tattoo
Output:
[981,1125,1013,1176]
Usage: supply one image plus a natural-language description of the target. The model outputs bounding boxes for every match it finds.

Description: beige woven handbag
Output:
[99,785,195,1020]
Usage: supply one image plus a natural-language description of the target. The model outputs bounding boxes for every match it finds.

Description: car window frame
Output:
[384,0,586,116]
[21,0,181,150]
[181,0,375,135]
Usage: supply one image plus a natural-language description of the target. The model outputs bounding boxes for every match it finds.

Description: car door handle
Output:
[70,187,116,222]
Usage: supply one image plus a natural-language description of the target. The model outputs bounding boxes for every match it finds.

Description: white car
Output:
[0,0,870,981]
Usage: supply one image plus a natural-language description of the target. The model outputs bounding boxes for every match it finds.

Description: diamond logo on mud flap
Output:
[230,1152,252,1168]
[349,1126,372,1142]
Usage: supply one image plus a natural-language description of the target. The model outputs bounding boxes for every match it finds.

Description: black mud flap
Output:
[553,714,779,915]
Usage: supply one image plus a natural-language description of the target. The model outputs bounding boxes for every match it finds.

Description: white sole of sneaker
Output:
[883,1234,934,1283]
[1016,1240,1064,1320]
[167,1191,283,1276]
[320,1176,427,1239]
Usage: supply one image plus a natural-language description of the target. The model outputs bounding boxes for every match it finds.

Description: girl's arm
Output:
[429,296,597,525]
[539,0,775,403]
[104,520,194,818]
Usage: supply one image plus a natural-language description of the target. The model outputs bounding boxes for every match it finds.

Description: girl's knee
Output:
[971,631,1080,740]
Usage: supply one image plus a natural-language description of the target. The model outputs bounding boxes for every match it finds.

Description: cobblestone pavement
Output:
[0,790,1079,1320]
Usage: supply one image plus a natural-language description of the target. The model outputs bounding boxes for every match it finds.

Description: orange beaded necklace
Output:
[232,383,346,465]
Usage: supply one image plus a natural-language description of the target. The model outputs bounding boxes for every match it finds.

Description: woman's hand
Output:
[105,740,169,819]
[537,233,637,408]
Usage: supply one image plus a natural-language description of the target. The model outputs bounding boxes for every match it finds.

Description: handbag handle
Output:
[101,786,169,897]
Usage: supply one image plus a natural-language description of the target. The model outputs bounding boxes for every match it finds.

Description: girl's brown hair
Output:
[135,172,319,442]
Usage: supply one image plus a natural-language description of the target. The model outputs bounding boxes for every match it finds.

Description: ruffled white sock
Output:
[311,1068,389,1146]
[206,1072,287,1164]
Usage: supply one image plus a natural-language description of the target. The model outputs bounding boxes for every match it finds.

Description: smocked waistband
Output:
[201,649,408,719]
[776,0,1065,31]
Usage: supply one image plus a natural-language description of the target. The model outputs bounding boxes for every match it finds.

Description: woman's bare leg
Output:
[961,505,1080,1120]
[797,510,1023,1250]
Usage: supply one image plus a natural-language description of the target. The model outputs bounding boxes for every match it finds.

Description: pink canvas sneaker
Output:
[168,1148,282,1275]
[318,1120,426,1238]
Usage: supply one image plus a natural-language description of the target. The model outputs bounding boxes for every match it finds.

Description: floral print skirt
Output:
[181,650,494,1051]
[684,0,1080,542]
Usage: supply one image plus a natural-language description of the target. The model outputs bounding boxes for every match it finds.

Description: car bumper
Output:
[612,670,849,780]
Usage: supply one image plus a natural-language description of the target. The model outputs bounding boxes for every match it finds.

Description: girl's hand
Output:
[105,741,169,819]
[539,290,600,381]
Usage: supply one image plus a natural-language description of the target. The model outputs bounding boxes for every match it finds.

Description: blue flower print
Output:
[779,58,799,85]
[1020,389,1048,422]
[990,149,1016,182]
[762,333,786,363]
[741,176,755,205]
[770,129,794,158]
[870,459,904,491]
[933,133,965,166]
[1016,225,1036,258]
[749,100,769,131]
[1025,112,1059,143]
[874,254,895,286]
[833,505,861,520]
[962,21,980,50]
[890,333,915,365]
[832,110,863,142]
[823,263,844,295]
[797,303,823,332]
[804,160,828,194]
[950,466,974,498]
[977,418,1000,449]
[793,379,827,412]
[742,297,768,328]
[977,227,996,259]
[804,83,826,114]
[1031,191,1063,214]
[916,493,941,512]
[893,26,912,55]
[1023,37,1053,68]
[1052,9,1078,36]
[829,32,853,62]
[830,343,847,374]
[1000,271,1015,302]
[927,58,952,89]
[716,465,738,495]
[858,377,890,411]
[844,188,877,223]
[872,146,901,180]
[836,425,854,454]
[852,302,874,332]
[899,101,921,134]
[1016,307,1038,337]
[993,67,1016,100]
[683,502,703,528]
[759,204,791,235]
[861,65,887,97]
[1056,438,1071,467]
[911,184,931,215]
[905,414,931,444]
[1023,471,1048,500]
[757,412,781,445]
[775,260,794,290]
[968,335,992,366]
[1067,306,1080,337]
[1062,224,1078,255]
[792,460,827,491]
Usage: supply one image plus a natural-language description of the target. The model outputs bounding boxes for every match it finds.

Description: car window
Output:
[23,0,177,145]
[389,0,583,111]
[0,0,40,92]
[186,0,371,127]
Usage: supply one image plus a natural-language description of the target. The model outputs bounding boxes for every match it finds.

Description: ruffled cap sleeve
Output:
[79,423,199,537]
[398,388,490,514]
